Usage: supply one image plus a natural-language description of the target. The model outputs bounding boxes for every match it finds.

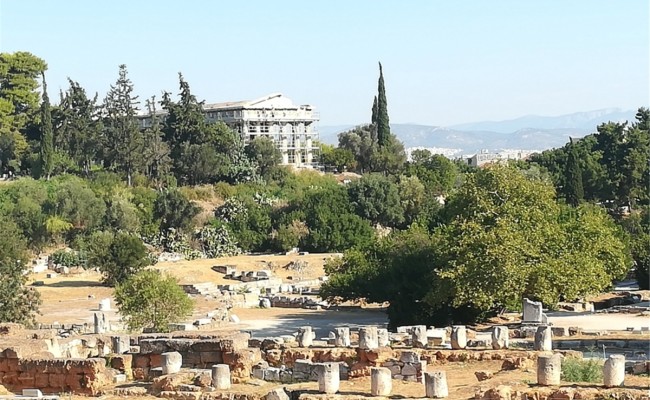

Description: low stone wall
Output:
[133,333,256,381]
[0,357,110,395]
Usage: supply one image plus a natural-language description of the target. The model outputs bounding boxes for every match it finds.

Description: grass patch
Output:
[561,357,603,383]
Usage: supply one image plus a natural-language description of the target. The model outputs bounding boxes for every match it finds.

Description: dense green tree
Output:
[0,52,47,138]
[103,65,142,186]
[153,189,200,231]
[347,173,404,227]
[38,73,53,179]
[397,175,426,226]
[89,232,149,286]
[300,186,374,252]
[323,166,631,326]
[338,125,377,173]
[245,136,281,179]
[46,177,106,233]
[405,150,459,195]
[227,202,273,252]
[0,218,41,325]
[376,62,390,147]
[115,269,193,332]
[162,75,257,184]
[54,79,103,175]
[620,206,650,289]
[320,144,356,172]
[563,138,584,206]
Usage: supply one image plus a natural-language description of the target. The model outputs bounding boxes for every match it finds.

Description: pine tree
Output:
[39,72,53,179]
[564,138,584,206]
[376,62,390,147]
[56,79,103,176]
[103,65,142,186]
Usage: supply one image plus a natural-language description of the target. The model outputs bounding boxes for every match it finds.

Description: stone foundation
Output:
[0,357,110,395]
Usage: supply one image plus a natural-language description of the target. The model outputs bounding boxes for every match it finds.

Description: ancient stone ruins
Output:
[0,316,648,400]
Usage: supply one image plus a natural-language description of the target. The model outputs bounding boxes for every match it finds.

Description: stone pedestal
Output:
[212,364,231,389]
[94,312,106,334]
[297,326,313,347]
[112,335,130,354]
[370,367,392,396]
[450,325,467,350]
[161,351,182,374]
[523,298,543,323]
[377,328,390,347]
[534,326,553,351]
[334,327,350,347]
[424,371,448,398]
[412,325,428,348]
[491,326,509,349]
[536,353,561,385]
[359,326,379,350]
[315,362,340,394]
[603,355,625,387]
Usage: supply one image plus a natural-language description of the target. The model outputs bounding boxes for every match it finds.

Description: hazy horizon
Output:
[1,1,647,127]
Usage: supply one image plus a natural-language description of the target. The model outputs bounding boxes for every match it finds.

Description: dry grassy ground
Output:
[30,253,335,326]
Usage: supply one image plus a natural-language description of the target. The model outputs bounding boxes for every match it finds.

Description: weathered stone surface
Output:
[537,353,561,385]
[523,298,544,323]
[491,326,509,350]
[450,326,467,350]
[603,354,625,387]
[333,327,350,347]
[315,362,339,394]
[265,387,290,400]
[211,364,231,389]
[222,348,262,381]
[370,367,392,396]
[377,328,390,347]
[297,326,313,347]
[358,326,379,350]
[424,370,448,398]
[412,325,428,348]
[161,352,182,375]
[534,326,553,352]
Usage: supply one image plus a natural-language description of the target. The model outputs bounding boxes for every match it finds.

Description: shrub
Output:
[561,358,603,383]
[115,270,194,332]
[50,249,82,267]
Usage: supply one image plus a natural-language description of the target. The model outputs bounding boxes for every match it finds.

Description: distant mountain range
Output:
[319,108,637,155]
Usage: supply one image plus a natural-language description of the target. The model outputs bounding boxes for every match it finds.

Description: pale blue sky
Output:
[1,1,648,126]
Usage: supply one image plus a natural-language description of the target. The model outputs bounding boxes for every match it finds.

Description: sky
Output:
[0,1,648,127]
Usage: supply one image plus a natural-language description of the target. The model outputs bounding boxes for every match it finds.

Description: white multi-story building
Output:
[139,93,319,167]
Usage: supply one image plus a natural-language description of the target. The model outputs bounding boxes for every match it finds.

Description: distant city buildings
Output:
[467,149,537,167]
[138,93,319,168]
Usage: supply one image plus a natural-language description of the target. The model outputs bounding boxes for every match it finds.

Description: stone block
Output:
[22,389,43,398]
[523,298,544,323]
[161,352,182,374]
[200,351,223,365]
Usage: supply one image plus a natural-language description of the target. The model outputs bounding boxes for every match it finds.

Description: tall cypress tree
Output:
[376,62,390,147]
[371,96,378,125]
[39,72,53,180]
[564,138,584,206]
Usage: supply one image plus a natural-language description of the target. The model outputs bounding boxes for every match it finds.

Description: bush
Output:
[561,358,603,383]
[87,232,150,286]
[50,249,82,267]
[115,270,194,332]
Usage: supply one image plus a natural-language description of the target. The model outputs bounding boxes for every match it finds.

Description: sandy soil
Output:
[153,253,335,285]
